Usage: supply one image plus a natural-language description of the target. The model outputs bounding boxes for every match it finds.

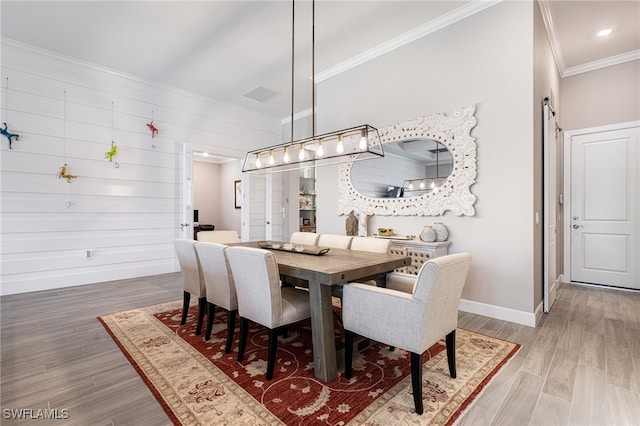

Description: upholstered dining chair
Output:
[290,231,319,246]
[349,236,392,254]
[226,246,311,380]
[197,230,239,244]
[317,234,353,249]
[194,242,237,351]
[173,239,207,335]
[342,252,472,415]
[332,236,393,299]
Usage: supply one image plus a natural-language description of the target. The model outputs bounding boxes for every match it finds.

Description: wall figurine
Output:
[105,140,118,162]
[146,121,158,138]
[1,122,20,149]
[57,163,77,183]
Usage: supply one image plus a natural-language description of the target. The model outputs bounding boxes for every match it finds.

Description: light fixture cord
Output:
[290,0,295,143]
[4,77,9,122]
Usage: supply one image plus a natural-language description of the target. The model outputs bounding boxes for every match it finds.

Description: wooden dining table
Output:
[236,241,411,382]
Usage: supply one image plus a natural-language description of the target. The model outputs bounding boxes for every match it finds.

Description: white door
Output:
[567,124,639,289]
[178,142,193,239]
[241,173,284,242]
[543,100,559,312]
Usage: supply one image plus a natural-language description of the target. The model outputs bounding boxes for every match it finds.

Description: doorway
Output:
[563,122,640,289]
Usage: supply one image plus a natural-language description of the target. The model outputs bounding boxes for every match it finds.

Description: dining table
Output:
[235,241,411,382]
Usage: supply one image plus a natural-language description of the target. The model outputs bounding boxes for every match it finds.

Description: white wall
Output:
[316,2,539,322]
[560,60,640,131]
[0,40,280,295]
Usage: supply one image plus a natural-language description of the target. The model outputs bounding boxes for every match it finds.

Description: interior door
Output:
[543,99,558,313]
[569,125,639,289]
[241,173,284,242]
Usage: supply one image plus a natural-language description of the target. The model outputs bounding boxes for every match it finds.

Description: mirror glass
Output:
[350,138,452,198]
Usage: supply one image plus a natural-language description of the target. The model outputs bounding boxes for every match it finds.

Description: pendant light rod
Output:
[290,0,295,143]
[242,0,384,174]
[311,0,316,138]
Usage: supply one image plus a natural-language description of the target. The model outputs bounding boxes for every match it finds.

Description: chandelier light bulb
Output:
[255,153,262,168]
[316,140,324,157]
[359,129,367,150]
[299,143,306,161]
[419,180,426,189]
[336,135,344,153]
[283,147,290,163]
[269,150,275,165]
[430,179,435,189]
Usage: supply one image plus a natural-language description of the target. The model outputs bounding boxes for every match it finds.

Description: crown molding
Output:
[562,49,640,78]
[314,0,504,83]
[538,0,565,76]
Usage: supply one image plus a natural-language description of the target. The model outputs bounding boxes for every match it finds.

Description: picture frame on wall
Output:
[234,180,242,209]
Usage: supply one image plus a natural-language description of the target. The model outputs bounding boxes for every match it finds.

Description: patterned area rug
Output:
[99,301,520,425]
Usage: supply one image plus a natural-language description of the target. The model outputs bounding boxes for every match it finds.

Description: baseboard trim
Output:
[459,298,537,327]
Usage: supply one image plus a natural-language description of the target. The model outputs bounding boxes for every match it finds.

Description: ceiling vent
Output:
[244,86,281,103]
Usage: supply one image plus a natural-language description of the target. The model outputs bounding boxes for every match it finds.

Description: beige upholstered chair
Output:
[197,230,239,244]
[317,234,353,249]
[173,239,207,335]
[333,236,393,299]
[194,242,237,351]
[343,253,472,415]
[290,231,319,246]
[226,246,311,380]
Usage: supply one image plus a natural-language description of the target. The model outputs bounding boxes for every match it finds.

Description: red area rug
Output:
[99,301,520,425]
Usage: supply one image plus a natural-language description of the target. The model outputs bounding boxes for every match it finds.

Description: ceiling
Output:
[2,0,639,123]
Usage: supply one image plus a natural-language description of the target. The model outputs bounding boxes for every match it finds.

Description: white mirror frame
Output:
[338,104,477,217]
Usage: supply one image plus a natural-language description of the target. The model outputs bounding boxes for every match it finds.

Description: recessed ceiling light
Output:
[597,28,612,37]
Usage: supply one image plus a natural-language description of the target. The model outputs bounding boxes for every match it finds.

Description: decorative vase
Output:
[420,226,437,242]
[433,222,449,242]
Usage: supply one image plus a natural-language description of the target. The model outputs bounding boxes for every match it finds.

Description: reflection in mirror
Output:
[350,139,452,198]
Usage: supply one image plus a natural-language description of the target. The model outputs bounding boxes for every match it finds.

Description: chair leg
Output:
[195,297,206,335]
[446,330,456,378]
[205,302,216,341]
[332,309,343,326]
[237,317,249,362]
[411,352,424,415]
[266,328,279,380]
[344,330,355,379]
[181,291,190,325]
[225,309,237,354]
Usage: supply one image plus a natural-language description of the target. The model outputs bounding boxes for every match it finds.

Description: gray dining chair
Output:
[173,239,207,335]
[194,242,237,351]
[226,246,311,380]
[343,252,472,415]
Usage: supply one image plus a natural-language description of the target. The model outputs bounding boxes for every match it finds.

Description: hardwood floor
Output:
[1,275,638,425]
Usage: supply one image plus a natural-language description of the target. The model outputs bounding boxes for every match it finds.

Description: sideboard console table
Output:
[384,239,451,275]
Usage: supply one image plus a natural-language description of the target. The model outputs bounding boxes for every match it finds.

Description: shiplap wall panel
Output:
[2,229,176,253]
[0,39,281,295]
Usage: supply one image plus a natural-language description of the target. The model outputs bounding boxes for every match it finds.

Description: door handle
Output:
[572,224,583,229]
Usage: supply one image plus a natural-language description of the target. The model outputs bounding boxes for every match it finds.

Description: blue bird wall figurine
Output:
[1,122,19,149]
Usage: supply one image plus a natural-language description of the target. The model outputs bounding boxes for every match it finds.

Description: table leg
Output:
[307,278,337,382]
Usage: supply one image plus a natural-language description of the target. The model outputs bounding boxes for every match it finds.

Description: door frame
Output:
[562,120,640,283]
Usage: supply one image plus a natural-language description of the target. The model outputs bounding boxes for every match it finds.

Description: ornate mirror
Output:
[337,104,477,216]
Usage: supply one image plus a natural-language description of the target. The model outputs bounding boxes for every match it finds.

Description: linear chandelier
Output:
[403,141,445,194]
[242,0,383,174]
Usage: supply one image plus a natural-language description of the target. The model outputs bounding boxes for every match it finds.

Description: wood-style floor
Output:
[1,274,638,425]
